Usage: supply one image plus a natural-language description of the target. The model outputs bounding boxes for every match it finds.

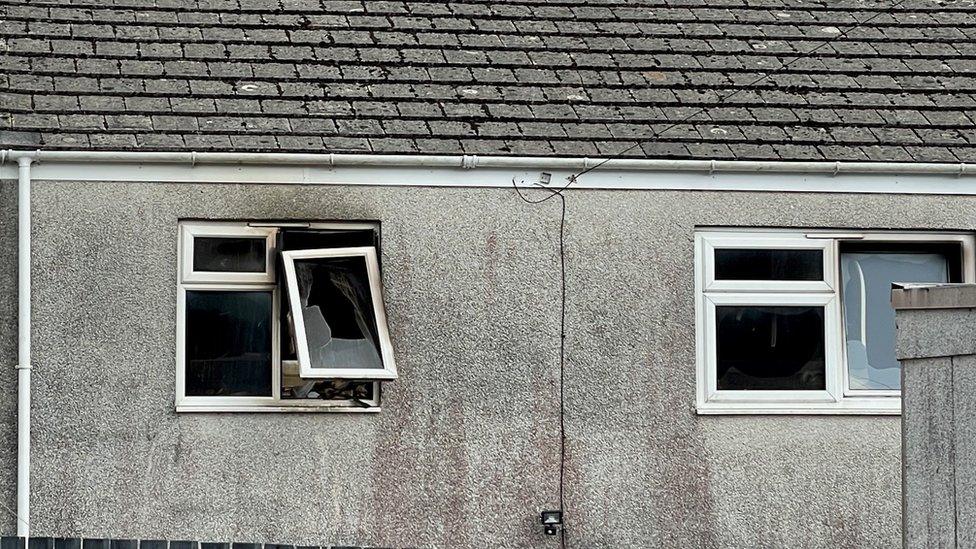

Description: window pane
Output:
[715,249,823,281]
[716,305,826,390]
[291,255,383,371]
[194,236,266,272]
[185,290,273,396]
[279,228,379,362]
[842,251,951,391]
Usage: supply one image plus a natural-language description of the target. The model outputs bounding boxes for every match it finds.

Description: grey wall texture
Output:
[896,297,976,549]
[4,178,961,548]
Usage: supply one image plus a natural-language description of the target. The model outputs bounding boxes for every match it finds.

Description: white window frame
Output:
[180,223,277,284]
[176,221,384,413]
[282,246,398,380]
[695,228,976,415]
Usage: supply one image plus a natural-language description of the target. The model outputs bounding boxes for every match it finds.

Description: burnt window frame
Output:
[695,228,975,415]
[176,221,385,413]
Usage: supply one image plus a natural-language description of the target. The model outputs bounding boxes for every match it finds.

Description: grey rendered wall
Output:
[1,179,951,548]
[896,303,976,548]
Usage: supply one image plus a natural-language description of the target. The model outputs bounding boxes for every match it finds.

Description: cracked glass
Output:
[291,255,383,371]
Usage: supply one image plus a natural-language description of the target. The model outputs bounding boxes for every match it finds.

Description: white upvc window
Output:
[695,229,975,415]
[176,221,396,413]
[282,246,397,380]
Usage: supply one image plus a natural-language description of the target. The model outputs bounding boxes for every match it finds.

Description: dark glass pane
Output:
[842,250,951,391]
[280,228,377,251]
[185,290,273,396]
[715,249,823,281]
[194,236,266,272]
[716,306,826,390]
[291,255,383,371]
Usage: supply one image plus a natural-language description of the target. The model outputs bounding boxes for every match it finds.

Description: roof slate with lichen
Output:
[3,0,976,162]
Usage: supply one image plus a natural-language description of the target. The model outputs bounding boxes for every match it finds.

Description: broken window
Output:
[176,221,393,412]
[282,248,396,380]
[696,229,974,414]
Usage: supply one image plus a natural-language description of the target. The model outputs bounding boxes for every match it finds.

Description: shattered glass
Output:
[292,255,384,371]
[281,364,377,402]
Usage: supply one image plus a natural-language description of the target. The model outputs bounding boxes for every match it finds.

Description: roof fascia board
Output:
[3,150,976,195]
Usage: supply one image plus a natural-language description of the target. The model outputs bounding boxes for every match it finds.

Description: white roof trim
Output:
[4,149,976,195]
[3,149,976,175]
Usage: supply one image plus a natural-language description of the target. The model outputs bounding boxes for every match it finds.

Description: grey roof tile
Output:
[4,1,976,162]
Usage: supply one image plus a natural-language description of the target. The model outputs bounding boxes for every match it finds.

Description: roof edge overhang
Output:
[5,149,976,196]
[3,149,976,176]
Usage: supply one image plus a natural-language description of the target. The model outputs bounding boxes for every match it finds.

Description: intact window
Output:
[176,221,394,412]
[840,243,959,392]
[696,229,974,414]
[716,305,826,391]
[184,289,274,396]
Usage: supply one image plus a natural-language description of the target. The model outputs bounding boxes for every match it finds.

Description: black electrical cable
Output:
[513,180,568,548]
[507,4,914,544]
[559,0,914,187]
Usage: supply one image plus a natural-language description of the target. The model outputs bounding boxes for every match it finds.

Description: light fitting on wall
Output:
[540,510,563,536]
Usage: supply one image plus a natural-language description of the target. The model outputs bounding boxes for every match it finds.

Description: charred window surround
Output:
[695,229,976,415]
[176,221,394,413]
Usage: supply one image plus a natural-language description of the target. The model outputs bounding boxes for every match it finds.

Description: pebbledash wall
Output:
[7,170,965,548]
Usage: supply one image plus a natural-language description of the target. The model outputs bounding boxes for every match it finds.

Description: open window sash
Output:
[281,246,397,380]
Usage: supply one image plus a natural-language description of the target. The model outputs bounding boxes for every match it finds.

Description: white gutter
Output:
[15,155,33,538]
[3,149,976,176]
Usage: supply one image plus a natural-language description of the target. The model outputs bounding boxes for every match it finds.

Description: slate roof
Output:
[3,0,976,162]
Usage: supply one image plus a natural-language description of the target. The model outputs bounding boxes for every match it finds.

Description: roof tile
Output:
[5,0,976,162]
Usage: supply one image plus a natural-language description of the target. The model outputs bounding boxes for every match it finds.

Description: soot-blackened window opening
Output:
[177,221,394,412]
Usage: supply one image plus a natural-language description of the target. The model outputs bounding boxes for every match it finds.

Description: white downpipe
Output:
[16,156,32,538]
[2,149,976,176]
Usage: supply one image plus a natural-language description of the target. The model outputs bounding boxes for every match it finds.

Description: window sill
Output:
[696,399,901,415]
[176,404,381,413]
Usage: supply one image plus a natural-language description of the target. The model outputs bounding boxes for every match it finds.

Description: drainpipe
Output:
[16,156,32,538]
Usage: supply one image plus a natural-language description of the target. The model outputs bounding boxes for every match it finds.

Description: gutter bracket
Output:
[708,160,716,175]
[190,151,197,168]
[461,155,479,169]
[958,163,967,178]
[833,162,841,177]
